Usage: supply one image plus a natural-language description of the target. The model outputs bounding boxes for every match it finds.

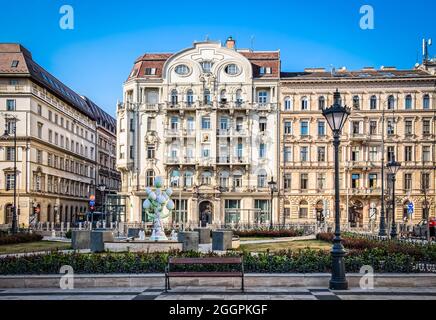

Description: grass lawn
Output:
[240,240,331,252]
[0,241,71,255]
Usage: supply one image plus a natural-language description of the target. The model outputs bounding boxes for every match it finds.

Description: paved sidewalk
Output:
[1,287,436,300]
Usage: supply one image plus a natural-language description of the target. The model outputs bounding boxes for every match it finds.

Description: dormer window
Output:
[11,60,19,68]
[201,61,213,73]
[259,67,272,75]
[144,68,156,75]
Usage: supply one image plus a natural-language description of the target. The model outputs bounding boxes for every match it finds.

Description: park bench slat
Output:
[168,272,243,277]
[169,257,242,264]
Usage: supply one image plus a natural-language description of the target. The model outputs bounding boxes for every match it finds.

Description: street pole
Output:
[12,121,18,234]
[390,174,397,239]
[330,132,348,290]
[270,188,273,230]
[379,104,387,236]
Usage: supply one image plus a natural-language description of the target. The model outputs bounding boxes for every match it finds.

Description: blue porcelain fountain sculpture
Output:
[142,176,175,241]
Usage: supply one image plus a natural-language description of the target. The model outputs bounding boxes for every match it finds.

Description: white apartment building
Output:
[117,38,280,226]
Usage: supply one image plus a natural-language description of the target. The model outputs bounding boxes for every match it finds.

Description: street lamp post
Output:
[322,89,350,290]
[2,115,19,234]
[379,104,387,236]
[268,177,277,230]
[97,183,107,226]
[386,157,401,239]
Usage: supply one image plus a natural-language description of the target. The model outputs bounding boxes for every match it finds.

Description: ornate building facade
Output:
[117,38,280,226]
[0,44,119,228]
[279,64,436,229]
[117,37,436,229]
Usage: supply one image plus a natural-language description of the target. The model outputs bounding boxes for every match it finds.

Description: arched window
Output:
[201,171,212,185]
[219,171,230,189]
[170,170,180,187]
[204,89,211,105]
[423,94,430,109]
[405,95,413,109]
[146,170,155,187]
[387,95,395,110]
[301,96,308,110]
[184,171,193,187]
[318,96,325,110]
[352,95,360,109]
[257,169,267,188]
[186,89,194,105]
[299,200,309,219]
[170,89,178,105]
[370,95,377,110]
[284,97,292,111]
[4,204,13,224]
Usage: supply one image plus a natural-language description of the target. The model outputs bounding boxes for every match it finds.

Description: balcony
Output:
[165,157,182,165]
[164,129,180,138]
[216,156,230,164]
[217,129,231,136]
[252,103,277,111]
[349,133,366,141]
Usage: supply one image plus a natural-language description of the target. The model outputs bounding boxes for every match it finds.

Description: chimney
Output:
[225,36,236,50]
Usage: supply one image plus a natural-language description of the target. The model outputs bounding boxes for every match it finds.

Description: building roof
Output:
[0,43,96,120]
[127,45,281,80]
[83,96,116,134]
[280,68,434,80]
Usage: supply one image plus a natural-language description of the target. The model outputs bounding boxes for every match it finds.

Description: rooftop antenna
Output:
[423,38,432,64]
[205,34,210,41]
[250,35,255,51]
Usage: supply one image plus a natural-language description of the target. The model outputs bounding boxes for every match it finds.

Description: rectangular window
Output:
[422,146,431,162]
[317,147,326,162]
[48,130,53,142]
[130,118,135,132]
[259,117,267,132]
[283,174,291,190]
[259,144,266,158]
[423,120,431,135]
[318,121,325,136]
[6,99,16,111]
[352,121,360,135]
[405,120,413,135]
[5,147,15,161]
[37,150,42,164]
[369,174,377,189]
[284,121,292,134]
[220,117,229,130]
[369,121,377,135]
[129,146,134,159]
[404,146,413,162]
[351,173,360,189]
[6,173,15,191]
[284,147,292,162]
[387,119,395,135]
[369,146,378,161]
[201,117,211,130]
[48,110,52,122]
[300,146,309,162]
[404,173,412,191]
[421,173,430,190]
[300,121,309,136]
[387,146,395,162]
[317,173,326,190]
[351,147,360,161]
[147,145,155,159]
[37,122,43,139]
[300,173,308,190]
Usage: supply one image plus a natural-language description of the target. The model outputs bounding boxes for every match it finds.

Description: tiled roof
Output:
[280,69,434,80]
[128,53,173,80]
[0,43,96,120]
[83,96,116,134]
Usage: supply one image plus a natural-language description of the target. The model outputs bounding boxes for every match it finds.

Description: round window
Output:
[175,64,190,75]
[225,64,239,75]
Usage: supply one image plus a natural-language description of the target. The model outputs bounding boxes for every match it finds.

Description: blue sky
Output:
[1,0,435,116]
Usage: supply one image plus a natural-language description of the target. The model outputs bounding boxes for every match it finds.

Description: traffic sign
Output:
[90,195,95,201]
[408,202,414,214]
[89,200,95,206]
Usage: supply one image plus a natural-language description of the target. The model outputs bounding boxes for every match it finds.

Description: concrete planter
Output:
[178,232,199,251]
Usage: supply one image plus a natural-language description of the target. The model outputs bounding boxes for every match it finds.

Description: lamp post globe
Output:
[322,89,350,290]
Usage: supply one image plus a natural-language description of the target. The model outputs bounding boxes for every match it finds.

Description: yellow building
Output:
[279,64,436,231]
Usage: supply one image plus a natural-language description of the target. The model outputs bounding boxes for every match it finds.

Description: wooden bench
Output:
[165,257,244,292]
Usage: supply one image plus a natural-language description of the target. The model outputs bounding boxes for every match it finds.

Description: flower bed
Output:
[233,229,304,238]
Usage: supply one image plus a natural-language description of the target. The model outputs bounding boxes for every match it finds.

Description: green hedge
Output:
[316,232,436,261]
[0,233,43,246]
[0,248,432,275]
